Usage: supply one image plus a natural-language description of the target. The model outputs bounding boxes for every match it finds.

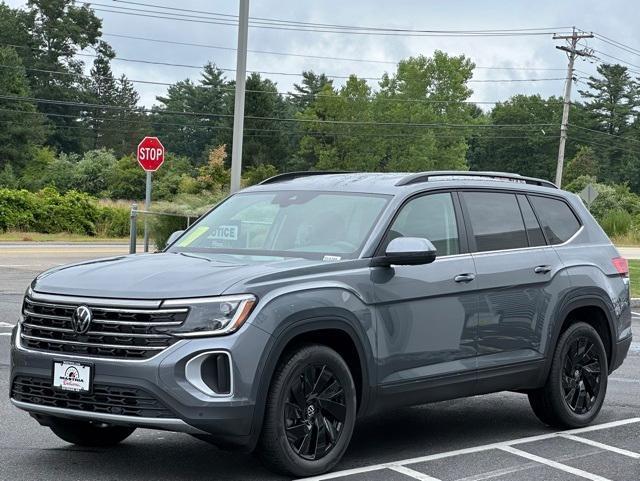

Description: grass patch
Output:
[0,231,132,243]
[629,259,640,298]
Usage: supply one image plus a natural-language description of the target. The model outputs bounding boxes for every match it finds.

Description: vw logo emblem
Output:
[71,305,93,334]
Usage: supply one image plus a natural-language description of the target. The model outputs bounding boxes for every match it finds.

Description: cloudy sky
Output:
[6,0,640,107]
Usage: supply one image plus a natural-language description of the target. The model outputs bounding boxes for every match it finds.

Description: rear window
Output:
[528,196,581,244]
[461,192,528,252]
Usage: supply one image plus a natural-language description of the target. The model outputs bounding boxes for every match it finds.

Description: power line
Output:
[569,135,640,155]
[568,123,640,145]
[102,32,567,71]
[90,5,573,37]
[107,0,570,35]
[0,42,567,83]
[0,94,561,128]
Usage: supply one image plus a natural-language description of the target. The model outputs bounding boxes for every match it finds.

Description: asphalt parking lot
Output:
[0,245,638,481]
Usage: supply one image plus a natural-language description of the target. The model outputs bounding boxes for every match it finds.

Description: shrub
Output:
[600,209,633,237]
[31,188,98,235]
[0,188,37,231]
[95,204,131,237]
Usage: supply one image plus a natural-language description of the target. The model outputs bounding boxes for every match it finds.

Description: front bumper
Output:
[10,321,271,448]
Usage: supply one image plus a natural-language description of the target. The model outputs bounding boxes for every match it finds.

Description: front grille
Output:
[11,376,174,418]
[20,296,188,360]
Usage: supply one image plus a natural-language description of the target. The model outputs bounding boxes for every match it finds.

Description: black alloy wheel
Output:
[562,336,603,414]
[283,364,346,460]
[528,321,608,428]
[257,344,356,477]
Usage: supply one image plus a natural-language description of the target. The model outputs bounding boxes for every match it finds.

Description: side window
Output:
[387,193,460,256]
[462,192,528,252]
[517,195,546,247]
[528,195,581,244]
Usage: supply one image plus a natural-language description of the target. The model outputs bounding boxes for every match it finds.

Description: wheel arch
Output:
[544,289,617,380]
[246,309,374,451]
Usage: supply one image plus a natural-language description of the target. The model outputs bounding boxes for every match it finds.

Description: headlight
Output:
[162,294,256,337]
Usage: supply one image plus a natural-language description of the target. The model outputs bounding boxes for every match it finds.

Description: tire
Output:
[48,417,135,447]
[528,322,608,428]
[257,344,357,477]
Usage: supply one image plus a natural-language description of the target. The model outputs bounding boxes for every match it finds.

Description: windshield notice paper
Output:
[53,361,92,392]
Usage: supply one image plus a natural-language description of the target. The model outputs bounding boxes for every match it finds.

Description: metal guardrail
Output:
[128,203,198,254]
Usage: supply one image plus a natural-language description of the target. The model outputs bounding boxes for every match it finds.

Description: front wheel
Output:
[257,344,357,477]
[48,417,135,447]
[528,322,608,428]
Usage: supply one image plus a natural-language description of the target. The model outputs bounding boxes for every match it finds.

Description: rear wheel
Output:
[528,322,608,428]
[48,417,135,447]
[258,344,356,477]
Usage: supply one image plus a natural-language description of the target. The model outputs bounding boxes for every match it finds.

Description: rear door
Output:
[459,190,561,380]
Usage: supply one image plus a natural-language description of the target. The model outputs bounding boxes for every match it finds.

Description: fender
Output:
[541,287,617,381]
[245,310,374,451]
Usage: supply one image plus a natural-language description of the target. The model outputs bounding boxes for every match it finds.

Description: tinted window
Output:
[529,195,581,244]
[517,195,546,247]
[462,192,527,252]
[388,193,460,256]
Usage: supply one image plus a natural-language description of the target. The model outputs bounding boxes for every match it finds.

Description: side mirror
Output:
[372,237,437,267]
[166,230,185,247]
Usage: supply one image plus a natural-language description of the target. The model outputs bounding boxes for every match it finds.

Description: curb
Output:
[631,299,640,308]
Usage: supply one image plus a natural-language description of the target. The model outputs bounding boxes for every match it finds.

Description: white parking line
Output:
[297,417,640,481]
[0,322,15,328]
[0,332,12,336]
[630,311,640,317]
[389,465,441,480]
[498,446,612,481]
[559,434,640,459]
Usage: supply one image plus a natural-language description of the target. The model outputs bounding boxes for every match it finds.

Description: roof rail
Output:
[259,171,356,185]
[395,171,557,189]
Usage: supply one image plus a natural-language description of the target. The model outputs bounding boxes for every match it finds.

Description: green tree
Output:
[153,63,230,163]
[468,95,571,180]
[0,46,46,172]
[564,146,599,185]
[290,71,333,110]
[24,0,103,153]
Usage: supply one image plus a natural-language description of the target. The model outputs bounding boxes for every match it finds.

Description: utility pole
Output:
[553,27,594,188]
[230,0,250,193]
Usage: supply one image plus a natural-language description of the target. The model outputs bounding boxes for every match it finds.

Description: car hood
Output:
[32,252,325,300]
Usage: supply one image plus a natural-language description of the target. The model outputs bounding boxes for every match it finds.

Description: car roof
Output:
[241,171,561,196]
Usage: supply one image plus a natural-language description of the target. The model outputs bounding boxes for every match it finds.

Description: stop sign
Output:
[137,136,165,172]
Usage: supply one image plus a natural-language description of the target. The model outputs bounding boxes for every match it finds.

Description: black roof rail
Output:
[395,171,557,189]
[259,171,356,185]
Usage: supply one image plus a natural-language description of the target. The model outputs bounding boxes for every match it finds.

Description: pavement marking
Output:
[498,445,612,481]
[388,465,442,480]
[0,322,15,328]
[0,333,12,336]
[610,377,640,384]
[297,417,640,481]
[631,311,640,317]
[559,433,640,459]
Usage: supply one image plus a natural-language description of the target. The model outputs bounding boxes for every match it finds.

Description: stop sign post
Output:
[137,137,165,252]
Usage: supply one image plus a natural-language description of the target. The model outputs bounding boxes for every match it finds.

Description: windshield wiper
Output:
[175,252,240,265]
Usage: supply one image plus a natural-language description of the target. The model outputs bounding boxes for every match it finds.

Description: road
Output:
[0,244,638,481]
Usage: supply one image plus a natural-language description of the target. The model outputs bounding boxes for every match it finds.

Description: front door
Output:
[373,192,478,397]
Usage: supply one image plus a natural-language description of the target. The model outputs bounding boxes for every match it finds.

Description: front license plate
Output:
[53,361,92,392]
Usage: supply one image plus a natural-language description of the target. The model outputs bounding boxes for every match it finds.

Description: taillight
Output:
[612,257,629,277]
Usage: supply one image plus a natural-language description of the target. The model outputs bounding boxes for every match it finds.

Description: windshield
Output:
[169,191,390,260]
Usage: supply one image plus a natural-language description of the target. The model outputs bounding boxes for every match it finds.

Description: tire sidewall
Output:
[549,323,608,426]
[272,346,357,476]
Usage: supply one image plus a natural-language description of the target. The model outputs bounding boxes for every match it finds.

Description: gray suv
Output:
[10,171,632,477]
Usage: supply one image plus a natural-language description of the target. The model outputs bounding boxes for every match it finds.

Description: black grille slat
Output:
[11,376,174,418]
[21,297,188,360]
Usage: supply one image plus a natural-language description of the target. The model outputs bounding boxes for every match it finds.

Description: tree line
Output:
[1,0,640,200]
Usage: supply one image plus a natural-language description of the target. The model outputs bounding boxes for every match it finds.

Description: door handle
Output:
[534,265,552,274]
[454,273,476,283]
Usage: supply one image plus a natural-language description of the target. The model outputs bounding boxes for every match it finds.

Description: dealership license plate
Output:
[53,361,91,392]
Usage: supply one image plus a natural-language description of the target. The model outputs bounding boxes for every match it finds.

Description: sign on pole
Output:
[137,137,165,252]
[579,184,599,210]
[137,136,165,172]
